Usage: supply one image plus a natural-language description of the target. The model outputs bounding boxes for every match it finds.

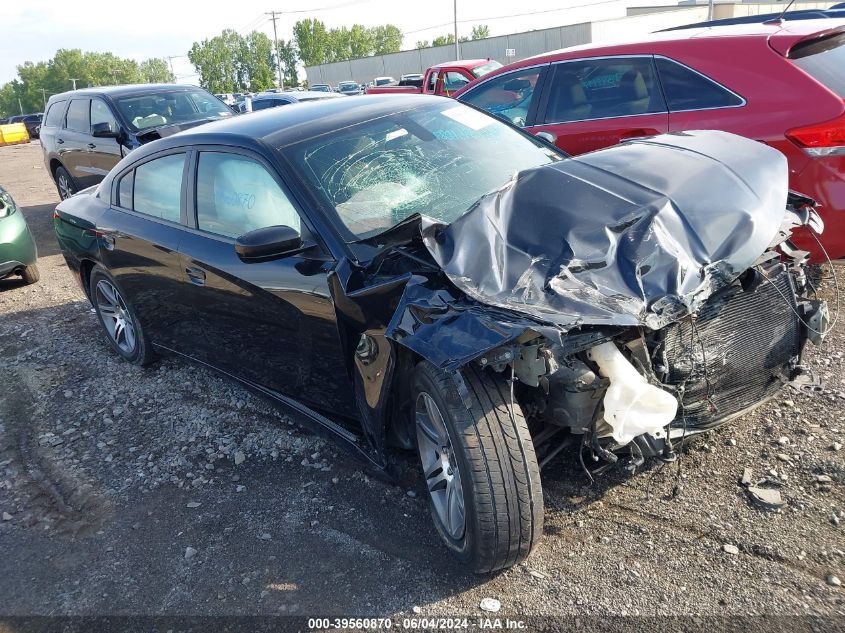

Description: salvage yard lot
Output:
[0,141,843,617]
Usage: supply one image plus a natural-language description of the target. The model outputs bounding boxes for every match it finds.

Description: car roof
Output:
[432,59,496,69]
[518,18,845,60]
[452,18,845,95]
[254,90,342,101]
[47,84,206,102]
[140,94,451,153]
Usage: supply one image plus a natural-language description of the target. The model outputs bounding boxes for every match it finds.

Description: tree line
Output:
[416,25,490,49]
[0,19,494,116]
[189,19,491,93]
[0,49,174,117]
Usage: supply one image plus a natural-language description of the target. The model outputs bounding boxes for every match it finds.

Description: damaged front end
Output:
[332,130,830,476]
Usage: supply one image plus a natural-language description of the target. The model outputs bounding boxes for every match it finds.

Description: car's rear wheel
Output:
[90,266,153,365]
[20,264,39,284]
[412,360,544,573]
[54,165,76,200]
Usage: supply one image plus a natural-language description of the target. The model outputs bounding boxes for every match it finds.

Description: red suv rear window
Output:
[789,32,845,97]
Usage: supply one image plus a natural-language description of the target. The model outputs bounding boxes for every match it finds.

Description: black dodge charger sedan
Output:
[54,95,828,572]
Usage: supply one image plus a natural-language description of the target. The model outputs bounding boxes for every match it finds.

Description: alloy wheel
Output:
[95,279,137,354]
[57,172,74,200]
[415,392,466,540]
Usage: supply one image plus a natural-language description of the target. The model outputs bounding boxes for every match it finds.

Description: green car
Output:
[0,186,39,285]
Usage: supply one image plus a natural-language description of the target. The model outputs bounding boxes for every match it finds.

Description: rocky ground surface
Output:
[0,142,843,619]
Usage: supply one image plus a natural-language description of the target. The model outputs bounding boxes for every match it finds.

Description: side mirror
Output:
[235,225,303,262]
[92,122,118,138]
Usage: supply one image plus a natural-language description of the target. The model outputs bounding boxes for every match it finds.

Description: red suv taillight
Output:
[787,107,845,156]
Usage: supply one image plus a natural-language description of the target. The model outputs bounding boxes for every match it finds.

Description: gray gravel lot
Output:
[0,141,843,618]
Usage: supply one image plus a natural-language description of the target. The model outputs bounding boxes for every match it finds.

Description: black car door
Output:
[177,148,357,418]
[98,150,197,353]
[60,98,97,188]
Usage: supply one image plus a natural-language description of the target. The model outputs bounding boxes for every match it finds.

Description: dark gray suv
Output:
[40,84,234,199]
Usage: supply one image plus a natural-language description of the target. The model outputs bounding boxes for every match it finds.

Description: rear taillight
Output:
[52,209,60,219]
[787,108,845,156]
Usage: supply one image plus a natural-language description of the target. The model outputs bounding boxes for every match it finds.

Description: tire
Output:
[89,266,154,366]
[54,165,77,200]
[20,264,39,285]
[412,360,544,573]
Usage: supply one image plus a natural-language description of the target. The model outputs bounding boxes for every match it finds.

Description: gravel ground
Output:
[0,141,843,619]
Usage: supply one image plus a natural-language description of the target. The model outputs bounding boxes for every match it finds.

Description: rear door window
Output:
[789,32,845,97]
[655,57,744,111]
[65,99,91,132]
[543,57,666,124]
[133,153,185,223]
[44,101,66,127]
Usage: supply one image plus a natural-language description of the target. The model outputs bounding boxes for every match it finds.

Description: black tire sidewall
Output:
[90,266,145,364]
[412,365,481,564]
[54,165,76,199]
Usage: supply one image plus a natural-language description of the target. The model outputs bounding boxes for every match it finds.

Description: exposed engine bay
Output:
[330,130,831,476]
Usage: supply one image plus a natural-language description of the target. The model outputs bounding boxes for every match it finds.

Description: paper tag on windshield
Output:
[441,105,492,131]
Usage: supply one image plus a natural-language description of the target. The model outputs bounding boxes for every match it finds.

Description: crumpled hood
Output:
[420,130,789,331]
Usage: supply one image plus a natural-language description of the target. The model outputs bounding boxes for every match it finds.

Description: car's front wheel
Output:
[54,165,76,200]
[412,361,544,573]
[90,266,154,365]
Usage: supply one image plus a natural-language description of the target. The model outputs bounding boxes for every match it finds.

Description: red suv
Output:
[455,20,845,260]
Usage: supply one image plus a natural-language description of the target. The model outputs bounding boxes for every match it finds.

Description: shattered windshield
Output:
[286,102,561,240]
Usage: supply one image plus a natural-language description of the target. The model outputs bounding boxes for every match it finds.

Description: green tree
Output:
[276,39,299,86]
[415,40,429,49]
[188,29,245,93]
[293,19,330,67]
[349,24,374,58]
[370,24,402,55]
[431,33,455,47]
[139,58,175,83]
[242,31,275,91]
[471,24,490,40]
[0,48,162,116]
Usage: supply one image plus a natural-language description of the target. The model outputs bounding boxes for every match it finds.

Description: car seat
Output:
[618,70,651,115]
[548,72,592,123]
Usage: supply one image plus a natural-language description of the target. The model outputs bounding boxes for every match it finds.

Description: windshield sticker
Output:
[441,105,492,131]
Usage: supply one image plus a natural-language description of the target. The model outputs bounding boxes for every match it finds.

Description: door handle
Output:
[56,138,64,144]
[87,143,96,150]
[185,266,206,285]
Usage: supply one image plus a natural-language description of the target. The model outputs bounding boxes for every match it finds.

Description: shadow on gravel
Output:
[0,300,490,615]
[20,203,62,258]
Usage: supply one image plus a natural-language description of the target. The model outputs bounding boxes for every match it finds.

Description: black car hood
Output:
[330,130,800,468]
[418,130,790,332]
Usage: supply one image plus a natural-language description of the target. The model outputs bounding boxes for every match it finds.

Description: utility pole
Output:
[266,11,285,90]
[18,98,23,115]
[40,89,48,109]
[70,78,80,90]
[454,0,460,60]
[707,0,714,20]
